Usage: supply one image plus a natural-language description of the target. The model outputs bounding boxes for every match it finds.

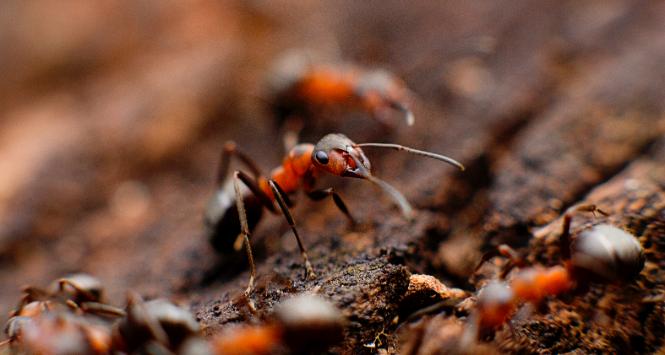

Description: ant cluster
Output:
[205,61,464,308]
[468,204,645,339]
[2,274,206,354]
[5,55,646,353]
[3,274,345,355]
[398,204,647,352]
[3,274,124,353]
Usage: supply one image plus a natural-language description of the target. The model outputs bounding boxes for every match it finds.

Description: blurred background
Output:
[1,0,664,331]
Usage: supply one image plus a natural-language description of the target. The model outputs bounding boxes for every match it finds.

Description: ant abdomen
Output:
[570,224,645,282]
[205,186,263,254]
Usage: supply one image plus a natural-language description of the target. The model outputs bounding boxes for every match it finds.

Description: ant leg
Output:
[234,171,277,212]
[497,245,525,278]
[560,204,609,260]
[386,99,415,126]
[216,141,263,185]
[58,279,97,302]
[126,292,170,347]
[306,187,355,225]
[20,286,49,302]
[229,171,277,253]
[268,180,316,280]
[474,245,525,278]
[233,172,258,304]
[79,302,126,318]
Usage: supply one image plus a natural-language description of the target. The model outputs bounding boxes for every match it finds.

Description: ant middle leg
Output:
[559,204,609,260]
[305,187,355,225]
[268,180,316,280]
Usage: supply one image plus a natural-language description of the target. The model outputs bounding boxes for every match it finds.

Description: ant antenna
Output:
[355,143,465,171]
[365,175,414,219]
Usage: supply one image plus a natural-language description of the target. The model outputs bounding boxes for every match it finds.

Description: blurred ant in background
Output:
[204,133,464,307]
[2,274,125,353]
[468,204,645,339]
[14,273,126,318]
[266,52,415,150]
[212,293,345,355]
[112,292,200,354]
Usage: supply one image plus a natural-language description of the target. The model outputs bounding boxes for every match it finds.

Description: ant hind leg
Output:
[216,142,264,185]
[233,171,258,310]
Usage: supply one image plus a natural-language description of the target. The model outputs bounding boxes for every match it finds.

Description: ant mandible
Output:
[470,204,645,335]
[204,133,464,302]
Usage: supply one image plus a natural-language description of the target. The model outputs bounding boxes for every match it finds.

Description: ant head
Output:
[312,133,464,219]
[55,273,104,303]
[312,133,372,179]
[115,293,199,352]
[570,224,645,282]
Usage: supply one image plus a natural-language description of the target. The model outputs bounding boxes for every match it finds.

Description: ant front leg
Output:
[268,180,317,280]
[306,187,356,225]
[559,204,609,260]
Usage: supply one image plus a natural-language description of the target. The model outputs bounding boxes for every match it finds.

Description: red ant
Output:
[267,53,414,149]
[204,133,464,304]
[469,204,645,336]
[212,293,345,355]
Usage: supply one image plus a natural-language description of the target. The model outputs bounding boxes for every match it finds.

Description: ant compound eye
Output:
[314,151,329,165]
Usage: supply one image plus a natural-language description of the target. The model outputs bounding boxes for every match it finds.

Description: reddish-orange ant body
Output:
[471,204,645,334]
[267,53,415,148]
[204,133,464,302]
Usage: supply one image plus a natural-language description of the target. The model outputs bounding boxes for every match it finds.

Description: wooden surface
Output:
[0,1,664,353]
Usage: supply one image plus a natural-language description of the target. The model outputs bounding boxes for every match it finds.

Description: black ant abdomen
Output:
[205,185,263,254]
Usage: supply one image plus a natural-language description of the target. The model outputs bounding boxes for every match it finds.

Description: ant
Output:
[2,274,125,353]
[212,293,344,355]
[204,133,464,304]
[6,312,113,355]
[469,204,645,336]
[12,273,125,319]
[112,292,200,354]
[267,53,415,149]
